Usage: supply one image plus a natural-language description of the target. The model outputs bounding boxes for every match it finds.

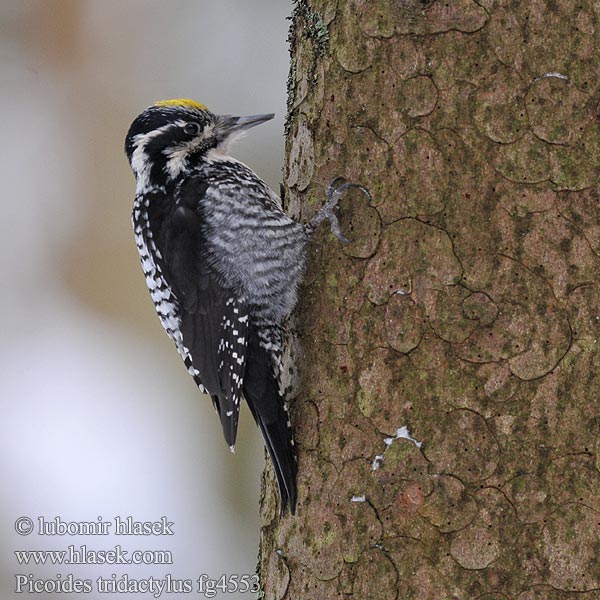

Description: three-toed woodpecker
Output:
[125,99,354,514]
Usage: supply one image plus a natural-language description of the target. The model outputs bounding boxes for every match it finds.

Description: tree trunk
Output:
[259,1,600,598]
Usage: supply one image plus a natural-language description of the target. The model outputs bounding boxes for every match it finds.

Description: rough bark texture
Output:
[259,1,600,598]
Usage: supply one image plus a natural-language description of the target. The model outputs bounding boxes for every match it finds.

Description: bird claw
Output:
[308,177,371,244]
[327,211,351,244]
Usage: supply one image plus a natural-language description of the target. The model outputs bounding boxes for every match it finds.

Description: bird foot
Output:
[307,177,371,244]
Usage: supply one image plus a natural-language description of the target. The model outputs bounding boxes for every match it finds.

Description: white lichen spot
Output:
[372,425,423,471]
[350,495,366,503]
[393,277,412,296]
[386,425,423,449]
[371,455,384,471]
[534,72,569,82]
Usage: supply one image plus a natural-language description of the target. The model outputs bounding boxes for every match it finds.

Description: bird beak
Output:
[216,113,275,141]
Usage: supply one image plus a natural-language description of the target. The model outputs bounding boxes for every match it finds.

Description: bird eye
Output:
[184,122,201,135]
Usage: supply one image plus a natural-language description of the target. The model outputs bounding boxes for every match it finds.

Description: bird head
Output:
[125,99,274,189]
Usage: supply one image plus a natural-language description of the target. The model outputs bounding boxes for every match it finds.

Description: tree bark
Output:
[259,1,600,598]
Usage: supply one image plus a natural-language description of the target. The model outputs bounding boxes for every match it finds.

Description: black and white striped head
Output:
[125,99,274,190]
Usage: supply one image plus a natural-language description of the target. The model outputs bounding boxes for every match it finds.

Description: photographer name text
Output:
[16,516,173,537]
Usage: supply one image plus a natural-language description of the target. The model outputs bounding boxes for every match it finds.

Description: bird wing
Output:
[157,174,297,512]
[156,180,247,449]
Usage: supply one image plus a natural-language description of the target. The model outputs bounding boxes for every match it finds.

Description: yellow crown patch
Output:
[154,98,208,111]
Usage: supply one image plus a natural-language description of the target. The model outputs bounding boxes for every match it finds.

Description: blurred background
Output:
[0,1,292,597]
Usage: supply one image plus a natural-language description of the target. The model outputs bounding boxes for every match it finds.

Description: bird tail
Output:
[244,331,297,515]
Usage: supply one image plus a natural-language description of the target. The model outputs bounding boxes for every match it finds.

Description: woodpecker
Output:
[125,99,360,514]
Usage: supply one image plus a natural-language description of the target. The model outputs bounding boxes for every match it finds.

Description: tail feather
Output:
[243,330,297,514]
[254,409,297,514]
